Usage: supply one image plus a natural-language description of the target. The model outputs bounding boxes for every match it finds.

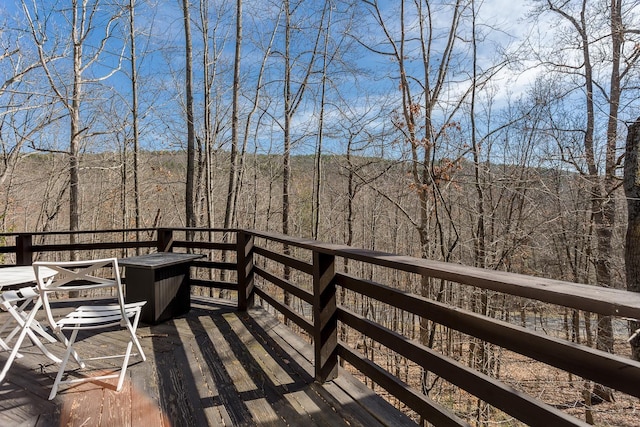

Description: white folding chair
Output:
[0,268,62,383]
[33,258,146,400]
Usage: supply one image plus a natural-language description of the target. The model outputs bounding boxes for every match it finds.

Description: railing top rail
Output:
[244,229,342,253]
[161,227,239,233]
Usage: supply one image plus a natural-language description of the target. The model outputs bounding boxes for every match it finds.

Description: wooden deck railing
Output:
[1,227,639,426]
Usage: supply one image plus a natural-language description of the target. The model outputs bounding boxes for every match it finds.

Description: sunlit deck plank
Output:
[172,316,228,426]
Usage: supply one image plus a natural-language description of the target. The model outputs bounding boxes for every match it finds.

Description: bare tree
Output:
[232,7,282,229]
[358,3,473,418]
[128,0,141,239]
[276,0,326,315]
[195,0,232,229]
[182,0,196,229]
[223,0,242,233]
[534,0,640,403]
[311,1,333,240]
[22,0,126,249]
[0,39,49,188]
[624,117,640,361]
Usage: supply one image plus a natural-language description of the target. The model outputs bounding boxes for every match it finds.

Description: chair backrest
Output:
[33,258,126,330]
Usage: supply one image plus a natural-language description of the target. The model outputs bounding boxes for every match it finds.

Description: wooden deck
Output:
[0,296,415,427]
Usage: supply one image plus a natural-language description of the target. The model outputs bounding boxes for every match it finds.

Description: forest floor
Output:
[343,338,639,426]
[499,349,639,427]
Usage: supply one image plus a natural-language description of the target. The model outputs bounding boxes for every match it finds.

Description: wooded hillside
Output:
[3,151,625,290]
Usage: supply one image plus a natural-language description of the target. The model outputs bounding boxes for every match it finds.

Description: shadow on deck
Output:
[0,297,414,427]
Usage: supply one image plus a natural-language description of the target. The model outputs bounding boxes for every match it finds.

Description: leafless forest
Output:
[0,151,626,287]
[2,0,640,425]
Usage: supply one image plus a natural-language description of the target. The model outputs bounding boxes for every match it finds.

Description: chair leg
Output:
[49,329,79,400]
[0,299,44,383]
[0,336,11,352]
[0,298,31,342]
[6,303,61,363]
[0,319,32,383]
[4,299,57,344]
[53,330,85,369]
[24,328,61,363]
[116,341,134,392]
[28,319,58,344]
[128,313,146,361]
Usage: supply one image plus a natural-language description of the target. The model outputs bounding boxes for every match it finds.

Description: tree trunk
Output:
[182,0,196,230]
[224,0,242,232]
[282,0,292,321]
[129,0,141,253]
[624,117,640,361]
[69,0,83,261]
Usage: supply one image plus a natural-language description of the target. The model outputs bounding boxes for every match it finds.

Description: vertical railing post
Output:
[16,233,33,265]
[237,230,255,311]
[313,249,338,382]
[157,228,174,252]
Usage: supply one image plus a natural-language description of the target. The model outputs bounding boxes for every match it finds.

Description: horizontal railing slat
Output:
[33,241,153,252]
[254,265,313,304]
[253,246,313,275]
[171,240,235,251]
[189,278,235,290]
[254,286,313,334]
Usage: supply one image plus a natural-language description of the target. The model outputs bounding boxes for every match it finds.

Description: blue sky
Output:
[3,0,626,161]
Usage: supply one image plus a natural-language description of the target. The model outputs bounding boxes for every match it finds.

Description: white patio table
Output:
[0,265,55,287]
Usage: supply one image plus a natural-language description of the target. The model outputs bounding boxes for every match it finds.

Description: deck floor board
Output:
[0,296,415,426]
